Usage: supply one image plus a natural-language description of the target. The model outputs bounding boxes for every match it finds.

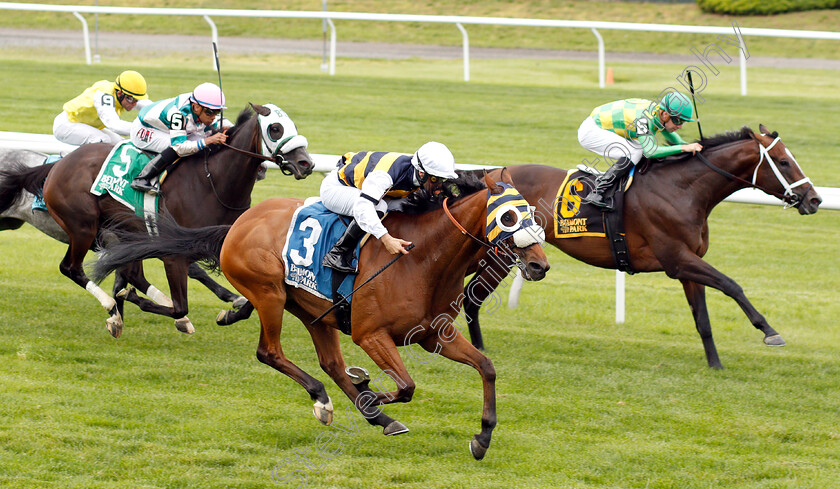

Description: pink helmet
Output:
[190,82,226,110]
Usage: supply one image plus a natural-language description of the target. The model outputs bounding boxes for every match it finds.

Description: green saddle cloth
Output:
[90,140,160,220]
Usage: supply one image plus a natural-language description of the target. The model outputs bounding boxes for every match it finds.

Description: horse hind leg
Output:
[58,245,123,338]
[250,295,337,425]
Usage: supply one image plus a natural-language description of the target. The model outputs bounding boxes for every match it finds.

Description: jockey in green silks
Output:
[577,91,704,211]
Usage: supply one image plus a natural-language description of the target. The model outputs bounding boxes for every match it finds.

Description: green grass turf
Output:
[0,48,839,488]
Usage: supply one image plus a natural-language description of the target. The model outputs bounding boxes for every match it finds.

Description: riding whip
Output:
[310,243,415,325]
[687,71,704,141]
[212,41,224,123]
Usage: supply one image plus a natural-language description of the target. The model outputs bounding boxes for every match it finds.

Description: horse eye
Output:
[779,159,790,167]
[269,123,283,138]
[501,211,515,225]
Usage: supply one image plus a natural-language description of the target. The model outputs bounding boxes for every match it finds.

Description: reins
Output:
[442,196,493,250]
[696,137,809,206]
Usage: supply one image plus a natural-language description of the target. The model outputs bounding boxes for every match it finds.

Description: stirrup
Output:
[130,179,160,195]
[583,192,614,211]
[323,250,358,274]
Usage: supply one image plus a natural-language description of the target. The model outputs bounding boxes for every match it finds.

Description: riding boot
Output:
[582,157,634,211]
[130,147,179,195]
[323,219,366,273]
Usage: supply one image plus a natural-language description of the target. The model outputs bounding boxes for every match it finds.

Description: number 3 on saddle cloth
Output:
[553,167,635,273]
[282,201,359,334]
[90,140,162,230]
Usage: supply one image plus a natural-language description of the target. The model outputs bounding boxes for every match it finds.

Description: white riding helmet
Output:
[411,141,458,180]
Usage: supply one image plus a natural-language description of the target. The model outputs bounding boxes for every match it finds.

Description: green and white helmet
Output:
[659,92,696,122]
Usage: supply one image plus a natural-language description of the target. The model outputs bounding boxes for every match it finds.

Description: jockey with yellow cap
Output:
[129,82,232,195]
[577,91,704,211]
[53,70,149,146]
[320,141,459,273]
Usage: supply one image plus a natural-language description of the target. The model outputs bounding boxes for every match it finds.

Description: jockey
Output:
[320,141,459,273]
[53,70,149,146]
[578,91,704,211]
[129,82,232,195]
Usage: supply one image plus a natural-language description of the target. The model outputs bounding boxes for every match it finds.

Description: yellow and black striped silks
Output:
[337,151,416,198]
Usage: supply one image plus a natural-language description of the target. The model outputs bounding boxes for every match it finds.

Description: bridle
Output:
[696,135,811,208]
[441,193,531,274]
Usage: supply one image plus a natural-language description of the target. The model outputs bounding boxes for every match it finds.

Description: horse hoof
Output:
[105,315,123,339]
[232,296,249,309]
[383,421,409,436]
[469,437,488,460]
[175,317,195,334]
[116,286,133,300]
[346,366,370,385]
[216,310,230,326]
[313,398,334,425]
[764,334,786,347]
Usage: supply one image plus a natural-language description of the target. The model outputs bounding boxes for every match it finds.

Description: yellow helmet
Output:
[115,70,148,100]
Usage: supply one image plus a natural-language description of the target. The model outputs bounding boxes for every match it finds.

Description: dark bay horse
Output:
[0,148,248,309]
[92,170,550,460]
[0,104,313,337]
[463,125,821,369]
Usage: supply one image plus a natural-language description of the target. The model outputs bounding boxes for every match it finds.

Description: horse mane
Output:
[697,126,753,149]
[397,171,487,215]
[206,106,256,155]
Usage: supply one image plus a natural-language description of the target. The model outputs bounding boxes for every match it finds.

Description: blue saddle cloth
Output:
[282,202,358,302]
[31,154,62,211]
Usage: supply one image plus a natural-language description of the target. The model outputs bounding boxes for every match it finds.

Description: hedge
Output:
[697,0,840,15]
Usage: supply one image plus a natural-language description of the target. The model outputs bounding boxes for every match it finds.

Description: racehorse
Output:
[462,125,822,369]
[0,104,313,337]
[92,170,550,460]
[0,148,247,310]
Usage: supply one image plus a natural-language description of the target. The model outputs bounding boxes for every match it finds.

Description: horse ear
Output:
[499,167,514,186]
[483,170,503,194]
[759,123,770,135]
[250,103,270,116]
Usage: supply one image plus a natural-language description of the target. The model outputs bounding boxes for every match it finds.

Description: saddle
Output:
[553,169,634,273]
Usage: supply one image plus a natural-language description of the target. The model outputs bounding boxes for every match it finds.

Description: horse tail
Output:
[91,214,231,282]
[0,162,53,214]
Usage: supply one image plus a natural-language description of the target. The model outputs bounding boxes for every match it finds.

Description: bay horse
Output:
[92,170,550,460]
[463,125,821,369]
[0,148,248,309]
[0,104,313,337]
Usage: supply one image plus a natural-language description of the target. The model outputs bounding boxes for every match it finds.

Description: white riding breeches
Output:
[129,119,205,155]
[320,170,388,237]
[577,116,644,166]
[53,112,122,146]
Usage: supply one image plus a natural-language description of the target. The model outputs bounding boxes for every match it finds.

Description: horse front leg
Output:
[118,258,193,333]
[463,255,512,351]
[420,331,496,461]
[188,262,247,307]
[680,279,722,369]
[666,254,784,348]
